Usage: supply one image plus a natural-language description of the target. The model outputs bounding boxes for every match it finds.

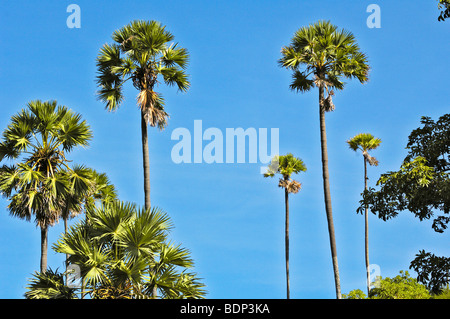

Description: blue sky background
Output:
[0,0,449,299]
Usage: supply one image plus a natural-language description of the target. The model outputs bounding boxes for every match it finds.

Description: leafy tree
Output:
[361,114,450,232]
[279,20,370,299]
[368,271,430,299]
[342,289,367,299]
[0,100,92,273]
[96,20,190,210]
[264,153,307,299]
[437,0,450,21]
[432,287,450,299]
[359,114,450,293]
[344,271,431,299]
[410,250,450,294]
[347,133,381,295]
[50,201,205,299]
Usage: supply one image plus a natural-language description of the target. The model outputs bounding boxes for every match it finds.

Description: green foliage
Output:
[264,153,306,179]
[437,0,450,21]
[25,268,78,299]
[96,20,190,128]
[406,114,450,173]
[361,114,450,233]
[0,100,93,228]
[264,153,306,194]
[279,20,370,108]
[369,271,430,299]
[410,250,450,294]
[431,287,450,299]
[345,271,431,299]
[51,201,206,299]
[342,289,367,299]
[347,133,382,153]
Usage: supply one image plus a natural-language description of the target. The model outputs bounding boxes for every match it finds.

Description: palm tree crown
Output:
[53,201,206,299]
[347,133,382,166]
[264,153,307,192]
[279,20,369,110]
[0,100,92,226]
[0,100,92,273]
[96,19,189,128]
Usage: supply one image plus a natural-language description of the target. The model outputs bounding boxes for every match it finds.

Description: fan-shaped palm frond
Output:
[279,20,369,112]
[25,268,78,299]
[52,201,206,299]
[347,133,382,167]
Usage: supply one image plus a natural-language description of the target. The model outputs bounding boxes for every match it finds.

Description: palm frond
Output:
[25,268,78,299]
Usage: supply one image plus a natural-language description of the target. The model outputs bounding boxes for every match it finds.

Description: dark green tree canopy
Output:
[437,0,450,21]
[410,250,450,294]
[361,114,450,233]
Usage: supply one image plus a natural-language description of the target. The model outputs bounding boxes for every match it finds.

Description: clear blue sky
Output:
[0,0,448,299]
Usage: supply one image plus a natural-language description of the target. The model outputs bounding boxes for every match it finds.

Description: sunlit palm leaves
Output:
[264,153,307,192]
[279,20,369,111]
[347,133,382,167]
[0,100,93,272]
[53,201,206,299]
[96,19,190,128]
[25,268,79,299]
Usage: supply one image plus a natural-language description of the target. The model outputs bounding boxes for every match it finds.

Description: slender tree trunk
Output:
[64,216,69,285]
[284,187,290,299]
[40,225,48,273]
[141,110,151,210]
[141,112,157,298]
[318,84,341,299]
[364,157,370,295]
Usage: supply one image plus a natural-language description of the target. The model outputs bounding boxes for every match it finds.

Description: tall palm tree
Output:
[96,20,190,210]
[52,201,206,299]
[0,100,92,273]
[264,153,307,299]
[279,20,370,299]
[347,133,381,295]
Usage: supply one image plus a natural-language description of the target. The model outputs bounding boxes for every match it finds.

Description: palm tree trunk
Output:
[318,84,341,299]
[284,187,290,299]
[64,216,69,285]
[141,110,151,210]
[364,157,370,295]
[40,225,48,273]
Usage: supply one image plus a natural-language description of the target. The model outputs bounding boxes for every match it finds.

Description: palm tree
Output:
[52,201,206,299]
[279,20,370,299]
[264,153,307,299]
[25,268,79,299]
[59,166,117,284]
[0,100,92,273]
[347,133,381,295]
[96,20,190,210]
